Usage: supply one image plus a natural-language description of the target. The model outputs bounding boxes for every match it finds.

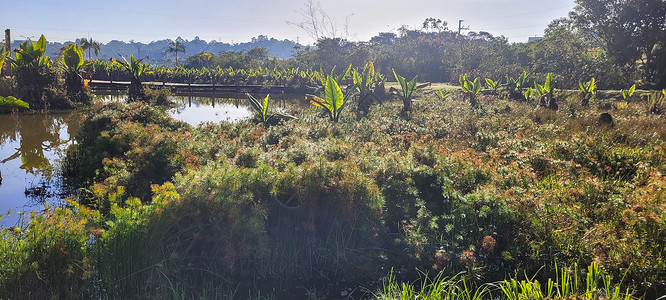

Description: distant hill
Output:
[10,35,301,65]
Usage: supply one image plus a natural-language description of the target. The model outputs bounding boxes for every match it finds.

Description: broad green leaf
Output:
[325,76,344,112]
[0,96,30,109]
[340,83,358,113]
[544,73,552,92]
[273,111,297,121]
[524,87,533,99]
[407,76,418,92]
[262,94,269,119]
[485,78,496,88]
[62,44,84,71]
[535,83,545,95]
[246,93,264,113]
[35,35,47,54]
[463,80,472,92]
[336,64,352,83]
[309,96,334,121]
[437,90,451,100]
[393,69,406,90]
[473,78,482,92]
[518,72,527,87]
[364,62,375,85]
[353,70,362,86]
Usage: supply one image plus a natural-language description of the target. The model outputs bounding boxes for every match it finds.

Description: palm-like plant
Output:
[504,71,529,101]
[61,44,90,103]
[485,78,500,95]
[353,62,385,114]
[460,74,482,108]
[246,93,296,125]
[621,84,636,100]
[393,69,429,113]
[308,76,357,122]
[535,73,557,110]
[111,54,148,101]
[646,89,666,114]
[578,78,597,106]
[165,39,186,64]
[6,35,54,106]
[79,37,101,60]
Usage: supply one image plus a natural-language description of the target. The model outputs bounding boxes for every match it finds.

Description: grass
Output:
[1,89,665,298]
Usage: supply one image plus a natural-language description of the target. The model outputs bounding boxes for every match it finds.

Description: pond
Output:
[0,111,82,227]
[0,93,298,227]
[95,93,297,125]
[169,95,255,125]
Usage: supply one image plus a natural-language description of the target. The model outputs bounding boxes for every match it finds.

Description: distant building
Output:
[528,36,544,42]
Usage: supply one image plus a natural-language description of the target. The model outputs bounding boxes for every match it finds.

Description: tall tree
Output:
[570,0,666,87]
[165,38,186,64]
[79,37,101,60]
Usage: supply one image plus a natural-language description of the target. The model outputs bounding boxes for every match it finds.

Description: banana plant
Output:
[646,89,666,114]
[5,35,55,106]
[61,44,90,102]
[393,69,429,112]
[111,54,148,101]
[353,62,385,114]
[436,90,451,100]
[524,87,533,102]
[578,78,597,106]
[328,64,351,85]
[8,35,50,69]
[485,78,500,95]
[535,73,556,109]
[504,71,529,101]
[460,75,483,108]
[308,76,357,122]
[621,84,636,100]
[246,93,296,125]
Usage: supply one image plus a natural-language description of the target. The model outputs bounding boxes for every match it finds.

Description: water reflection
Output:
[0,112,81,227]
[169,95,254,125]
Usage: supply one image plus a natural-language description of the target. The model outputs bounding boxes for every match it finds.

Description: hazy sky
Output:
[5,0,576,44]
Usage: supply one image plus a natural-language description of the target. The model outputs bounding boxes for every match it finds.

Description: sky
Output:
[4,0,576,45]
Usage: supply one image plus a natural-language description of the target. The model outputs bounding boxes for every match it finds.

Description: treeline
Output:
[9,35,300,63]
[178,0,665,89]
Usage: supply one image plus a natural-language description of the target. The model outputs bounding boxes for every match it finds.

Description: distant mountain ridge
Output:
[10,35,301,65]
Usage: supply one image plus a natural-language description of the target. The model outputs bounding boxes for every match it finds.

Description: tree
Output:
[165,38,187,64]
[61,44,90,103]
[287,0,353,43]
[79,37,101,60]
[422,18,447,33]
[570,0,666,87]
[369,32,397,46]
[247,47,269,62]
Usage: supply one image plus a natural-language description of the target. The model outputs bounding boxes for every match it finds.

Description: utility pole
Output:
[3,29,10,77]
[458,20,469,35]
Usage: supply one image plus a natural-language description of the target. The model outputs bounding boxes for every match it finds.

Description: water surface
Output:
[169,96,254,125]
[0,93,296,226]
[0,112,81,227]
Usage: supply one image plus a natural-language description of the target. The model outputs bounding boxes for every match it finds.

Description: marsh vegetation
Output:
[0,0,665,298]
